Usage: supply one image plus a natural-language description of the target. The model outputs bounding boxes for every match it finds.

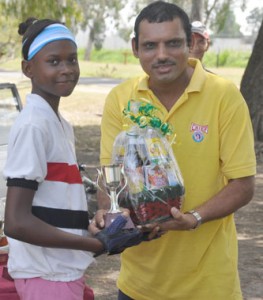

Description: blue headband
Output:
[25,23,76,61]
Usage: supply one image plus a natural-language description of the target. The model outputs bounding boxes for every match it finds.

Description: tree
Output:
[0,0,128,61]
[77,0,126,60]
[190,0,202,21]
[0,0,81,29]
[118,0,241,43]
[240,19,263,156]
[0,15,20,60]
[246,7,263,41]
[0,0,81,60]
[118,0,192,44]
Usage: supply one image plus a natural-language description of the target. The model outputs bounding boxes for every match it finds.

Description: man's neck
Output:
[149,67,194,111]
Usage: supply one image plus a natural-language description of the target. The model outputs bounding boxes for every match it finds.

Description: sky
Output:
[235,0,263,35]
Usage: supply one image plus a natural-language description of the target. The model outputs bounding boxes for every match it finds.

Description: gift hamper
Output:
[111,100,185,225]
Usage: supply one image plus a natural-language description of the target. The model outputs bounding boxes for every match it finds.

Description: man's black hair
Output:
[134,1,192,49]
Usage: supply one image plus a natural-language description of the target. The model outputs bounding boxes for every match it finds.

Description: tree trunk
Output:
[84,28,94,61]
[240,20,263,142]
[190,0,202,21]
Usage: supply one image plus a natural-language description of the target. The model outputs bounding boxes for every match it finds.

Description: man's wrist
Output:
[186,210,202,230]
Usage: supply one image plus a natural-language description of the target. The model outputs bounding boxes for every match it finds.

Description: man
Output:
[190,20,210,61]
[99,1,256,299]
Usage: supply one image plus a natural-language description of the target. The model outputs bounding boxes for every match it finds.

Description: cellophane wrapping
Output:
[111,100,185,225]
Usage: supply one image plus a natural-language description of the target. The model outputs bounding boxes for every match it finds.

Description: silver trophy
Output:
[98,164,134,228]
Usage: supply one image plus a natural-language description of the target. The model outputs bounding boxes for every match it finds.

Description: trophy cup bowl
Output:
[100,164,134,229]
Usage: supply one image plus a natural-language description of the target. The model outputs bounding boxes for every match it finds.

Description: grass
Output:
[0,56,244,87]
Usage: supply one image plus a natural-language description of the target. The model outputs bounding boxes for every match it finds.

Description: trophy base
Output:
[104,212,135,229]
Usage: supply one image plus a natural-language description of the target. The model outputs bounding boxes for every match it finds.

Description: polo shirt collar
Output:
[187,58,207,92]
[26,93,62,123]
[137,74,150,91]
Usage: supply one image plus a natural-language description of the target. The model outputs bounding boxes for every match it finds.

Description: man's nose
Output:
[156,44,168,59]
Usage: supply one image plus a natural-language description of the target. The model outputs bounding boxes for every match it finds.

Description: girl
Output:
[3,18,141,300]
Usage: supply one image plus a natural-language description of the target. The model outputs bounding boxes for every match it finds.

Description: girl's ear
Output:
[131,38,139,58]
[21,60,33,79]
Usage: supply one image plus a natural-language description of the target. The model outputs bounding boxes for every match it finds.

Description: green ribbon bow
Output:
[123,100,173,136]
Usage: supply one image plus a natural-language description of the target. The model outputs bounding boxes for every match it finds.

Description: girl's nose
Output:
[60,61,73,73]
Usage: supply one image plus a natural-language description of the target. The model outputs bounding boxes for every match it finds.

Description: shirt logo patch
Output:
[190,122,208,143]
[192,131,204,142]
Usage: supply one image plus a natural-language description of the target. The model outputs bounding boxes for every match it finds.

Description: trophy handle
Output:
[98,166,135,229]
[96,167,125,213]
[115,166,127,203]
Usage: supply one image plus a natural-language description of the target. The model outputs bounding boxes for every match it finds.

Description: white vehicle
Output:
[0,83,22,225]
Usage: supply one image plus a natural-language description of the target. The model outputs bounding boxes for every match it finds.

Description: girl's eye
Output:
[70,57,78,64]
[49,59,59,65]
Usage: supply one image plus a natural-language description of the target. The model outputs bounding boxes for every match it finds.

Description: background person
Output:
[98,1,256,299]
[190,20,210,61]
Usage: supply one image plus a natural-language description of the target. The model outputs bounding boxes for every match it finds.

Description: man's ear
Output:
[131,38,139,58]
[189,33,195,51]
[21,60,33,79]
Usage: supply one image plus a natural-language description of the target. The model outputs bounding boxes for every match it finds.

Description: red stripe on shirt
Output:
[45,163,82,184]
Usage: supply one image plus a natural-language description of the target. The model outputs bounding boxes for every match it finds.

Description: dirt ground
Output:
[67,84,263,300]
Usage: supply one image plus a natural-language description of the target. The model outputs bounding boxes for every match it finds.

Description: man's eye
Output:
[168,40,182,47]
[145,43,155,49]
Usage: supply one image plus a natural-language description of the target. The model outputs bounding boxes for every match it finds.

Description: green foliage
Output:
[0,0,81,30]
[203,50,251,68]
[0,15,21,60]
[246,7,263,37]
[87,48,251,69]
[76,0,127,59]
[216,10,242,37]
[78,48,138,64]
[0,47,251,70]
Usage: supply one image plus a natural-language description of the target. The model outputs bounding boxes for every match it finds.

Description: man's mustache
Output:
[152,60,176,68]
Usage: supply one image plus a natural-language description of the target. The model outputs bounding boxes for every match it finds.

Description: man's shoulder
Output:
[112,74,147,91]
[205,70,238,90]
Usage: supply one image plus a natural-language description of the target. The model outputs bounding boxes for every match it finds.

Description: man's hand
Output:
[157,207,198,231]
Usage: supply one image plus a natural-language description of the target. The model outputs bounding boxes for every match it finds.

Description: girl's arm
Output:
[4,186,104,253]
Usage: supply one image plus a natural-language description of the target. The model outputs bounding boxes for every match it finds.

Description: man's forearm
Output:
[196,176,255,224]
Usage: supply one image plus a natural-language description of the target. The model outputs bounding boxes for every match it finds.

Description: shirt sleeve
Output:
[4,123,49,183]
[219,93,256,179]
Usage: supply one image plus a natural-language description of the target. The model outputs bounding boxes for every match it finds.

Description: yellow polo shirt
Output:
[100,59,256,300]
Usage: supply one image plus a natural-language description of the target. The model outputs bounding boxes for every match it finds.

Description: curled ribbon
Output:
[123,100,174,137]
